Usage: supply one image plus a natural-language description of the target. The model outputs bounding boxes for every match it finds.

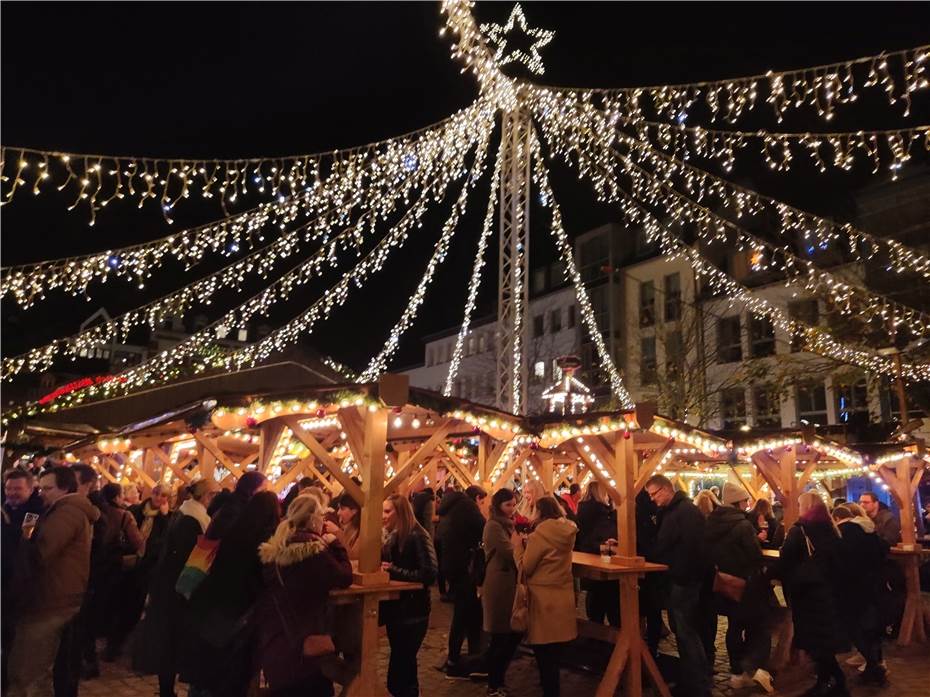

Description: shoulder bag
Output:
[510,563,529,632]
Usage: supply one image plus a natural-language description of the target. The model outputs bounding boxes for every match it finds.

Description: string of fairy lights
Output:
[1,0,928,428]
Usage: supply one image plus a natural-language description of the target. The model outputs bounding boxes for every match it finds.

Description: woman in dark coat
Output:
[381,493,438,697]
[833,504,889,685]
[748,498,784,551]
[139,479,220,697]
[183,489,280,697]
[481,488,522,695]
[774,492,848,697]
[575,481,619,626]
[256,494,353,696]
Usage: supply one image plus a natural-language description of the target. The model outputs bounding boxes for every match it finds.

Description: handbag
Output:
[271,563,336,658]
[175,534,220,599]
[468,543,487,586]
[510,564,529,632]
[713,569,747,603]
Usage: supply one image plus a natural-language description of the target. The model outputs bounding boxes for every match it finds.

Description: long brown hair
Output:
[386,493,418,547]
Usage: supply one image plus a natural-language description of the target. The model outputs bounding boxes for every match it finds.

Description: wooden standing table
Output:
[329,580,422,696]
[572,551,670,697]
[889,546,930,645]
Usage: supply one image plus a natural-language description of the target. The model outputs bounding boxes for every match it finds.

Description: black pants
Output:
[448,576,482,661]
[851,604,883,669]
[724,612,770,675]
[386,618,428,697]
[486,632,522,690]
[640,574,663,658]
[531,643,563,697]
[52,615,82,697]
[698,579,717,668]
[584,580,620,627]
[811,651,845,689]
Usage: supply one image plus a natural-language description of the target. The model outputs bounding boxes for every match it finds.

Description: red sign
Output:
[38,375,125,404]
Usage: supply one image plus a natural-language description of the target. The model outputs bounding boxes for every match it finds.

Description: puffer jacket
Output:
[21,494,100,619]
[704,504,762,580]
[255,530,353,690]
[436,491,484,579]
[381,524,438,622]
[652,491,707,586]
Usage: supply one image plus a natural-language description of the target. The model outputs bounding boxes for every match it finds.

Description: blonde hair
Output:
[298,485,328,509]
[263,493,324,551]
[694,489,720,517]
[386,493,417,547]
[518,479,547,519]
[583,480,612,506]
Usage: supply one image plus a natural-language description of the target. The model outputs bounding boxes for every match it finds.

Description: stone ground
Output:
[82,588,930,697]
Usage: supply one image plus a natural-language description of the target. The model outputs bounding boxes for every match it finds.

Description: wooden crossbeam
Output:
[282,415,364,505]
[572,443,622,506]
[194,433,242,479]
[634,440,673,494]
[272,457,308,494]
[492,447,531,492]
[259,420,287,474]
[440,443,476,489]
[384,420,453,496]
[751,453,785,502]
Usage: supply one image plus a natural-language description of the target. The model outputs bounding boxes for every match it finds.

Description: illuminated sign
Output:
[38,375,125,405]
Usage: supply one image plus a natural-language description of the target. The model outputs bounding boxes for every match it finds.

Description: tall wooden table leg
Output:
[896,552,928,645]
[344,593,387,697]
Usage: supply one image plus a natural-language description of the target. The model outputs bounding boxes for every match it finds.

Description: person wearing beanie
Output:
[705,484,774,694]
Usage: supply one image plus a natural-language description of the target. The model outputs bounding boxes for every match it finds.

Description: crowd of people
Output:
[0,455,915,697]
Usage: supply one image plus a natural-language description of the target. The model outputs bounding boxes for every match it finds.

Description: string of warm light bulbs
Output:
[545,44,929,124]
[0,101,488,223]
[444,135,504,397]
[1,142,489,423]
[623,119,928,178]
[1,102,492,307]
[530,130,635,409]
[360,128,492,381]
[615,148,930,339]
[613,129,930,282]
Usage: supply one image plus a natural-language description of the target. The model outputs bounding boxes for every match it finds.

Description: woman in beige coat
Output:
[523,496,578,697]
[481,489,522,696]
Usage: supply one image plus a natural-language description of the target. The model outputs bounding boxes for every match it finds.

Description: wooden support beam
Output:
[92,461,118,484]
[572,444,622,507]
[615,433,637,558]
[383,420,453,496]
[439,443,476,489]
[797,461,818,491]
[282,416,364,505]
[492,447,531,493]
[356,407,389,581]
[634,440,673,494]
[194,432,242,479]
[779,448,799,530]
[259,420,287,474]
[539,452,554,493]
[271,458,308,494]
[751,453,785,502]
[477,435,490,485]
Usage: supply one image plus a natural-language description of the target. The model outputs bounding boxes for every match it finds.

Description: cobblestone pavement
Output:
[82,588,930,697]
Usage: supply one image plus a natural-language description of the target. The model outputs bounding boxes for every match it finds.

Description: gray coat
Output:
[481,516,518,633]
[872,507,902,546]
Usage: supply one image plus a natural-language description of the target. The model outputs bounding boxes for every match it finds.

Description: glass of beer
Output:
[22,512,39,540]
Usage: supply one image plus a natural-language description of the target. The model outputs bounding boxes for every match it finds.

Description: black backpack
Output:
[468,543,487,586]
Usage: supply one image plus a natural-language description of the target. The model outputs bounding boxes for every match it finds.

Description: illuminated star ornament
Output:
[480,3,554,76]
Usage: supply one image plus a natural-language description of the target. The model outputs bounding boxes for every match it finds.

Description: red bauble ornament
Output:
[316,408,326,418]
[246,417,258,428]
[623,430,631,440]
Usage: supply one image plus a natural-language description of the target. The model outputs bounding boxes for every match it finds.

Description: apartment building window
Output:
[478,334,487,353]
[550,309,562,333]
[639,281,656,327]
[589,285,609,334]
[749,316,775,358]
[664,273,681,322]
[533,315,545,338]
[425,347,433,367]
[717,316,742,363]
[580,234,610,282]
[534,360,546,380]
[788,299,818,352]
[237,328,248,342]
[551,358,562,380]
[796,383,827,425]
[835,380,869,424]
[721,388,747,429]
[752,386,781,427]
[665,330,684,380]
[532,268,547,295]
[641,337,657,384]
[567,305,576,328]
[467,335,476,356]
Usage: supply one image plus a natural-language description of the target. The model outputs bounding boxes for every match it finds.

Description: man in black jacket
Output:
[436,484,487,678]
[645,475,710,697]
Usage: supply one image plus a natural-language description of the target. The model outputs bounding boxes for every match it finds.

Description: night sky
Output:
[2,2,929,376]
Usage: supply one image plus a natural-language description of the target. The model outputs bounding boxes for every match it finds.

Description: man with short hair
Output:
[437,484,488,678]
[644,475,710,697]
[2,470,43,692]
[7,467,100,697]
[858,492,902,546]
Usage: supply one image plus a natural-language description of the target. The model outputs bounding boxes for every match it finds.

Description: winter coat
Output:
[140,507,206,674]
[635,489,658,559]
[482,515,519,633]
[1,491,44,593]
[836,517,888,633]
[871,506,902,546]
[704,505,762,580]
[775,518,847,653]
[381,524,438,623]
[652,491,707,586]
[130,499,171,573]
[436,491,485,580]
[412,490,436,540]
[20,493,100,619]
[523,517,578,645]
[575,499,616,554]
[99,501,144,570]
[255,530,353,690]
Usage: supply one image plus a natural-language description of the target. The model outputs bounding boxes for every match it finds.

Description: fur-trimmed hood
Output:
[840,515,875,534]
[258,530,328,566]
